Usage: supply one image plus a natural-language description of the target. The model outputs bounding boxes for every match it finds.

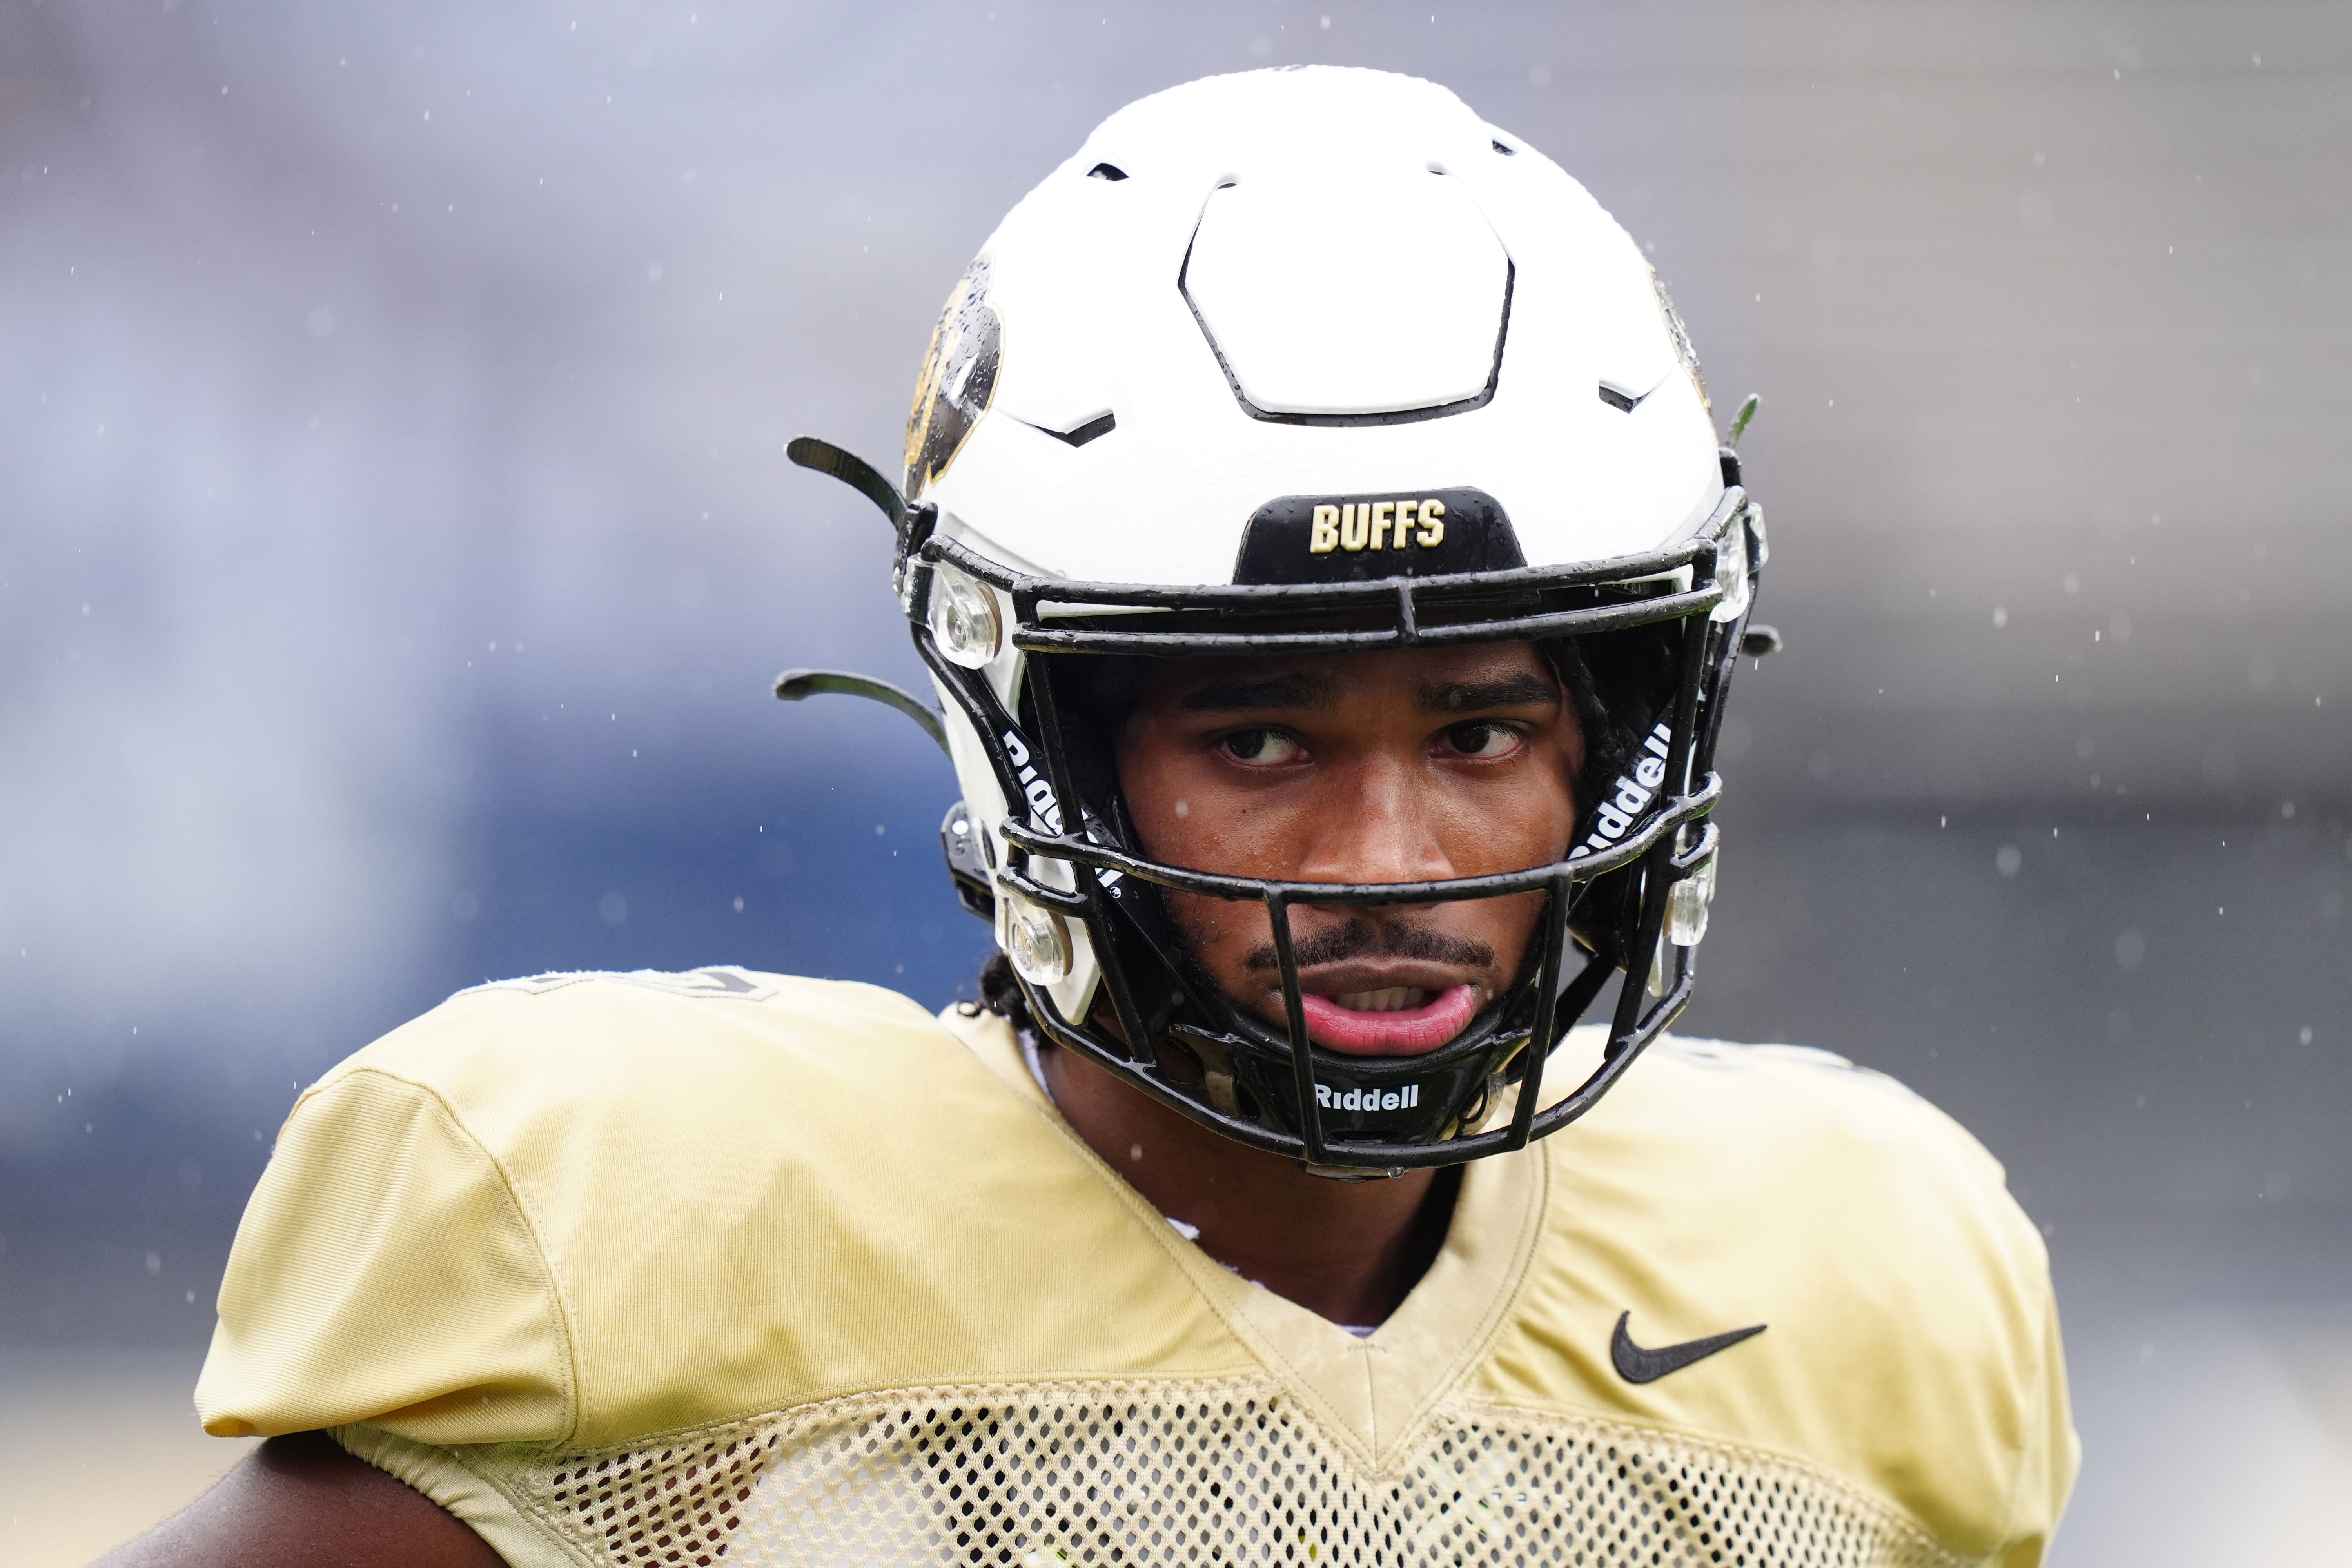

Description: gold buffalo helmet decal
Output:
[903,255,1004,501]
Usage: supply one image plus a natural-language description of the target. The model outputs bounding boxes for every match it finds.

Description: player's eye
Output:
[1439,720,1525,760]
[1217,728,1305,766]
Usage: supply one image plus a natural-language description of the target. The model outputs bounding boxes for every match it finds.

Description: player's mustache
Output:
[1241,916,1496,973]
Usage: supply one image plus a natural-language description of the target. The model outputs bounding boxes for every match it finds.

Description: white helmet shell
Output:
[911,67,1722,587]
[903,68,1730,1033]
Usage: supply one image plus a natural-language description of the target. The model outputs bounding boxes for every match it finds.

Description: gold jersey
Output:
[196,968,2075,1566]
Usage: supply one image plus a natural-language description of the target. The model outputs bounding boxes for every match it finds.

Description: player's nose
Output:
[1294,753,1454,891]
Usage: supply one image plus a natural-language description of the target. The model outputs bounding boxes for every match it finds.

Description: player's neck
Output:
[1040,1045,1459,1329]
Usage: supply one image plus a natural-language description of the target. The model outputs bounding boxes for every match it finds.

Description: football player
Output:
[106,68,2076,1567]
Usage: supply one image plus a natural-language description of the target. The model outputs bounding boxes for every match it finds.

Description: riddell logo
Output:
[1567,721,1675,861]
[1000,730,1064,836]
[1308,498,1447,555]
[1316,1082,1421,1112]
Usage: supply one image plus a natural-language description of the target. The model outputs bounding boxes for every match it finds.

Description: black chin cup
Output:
[1176,1023,1506,1154]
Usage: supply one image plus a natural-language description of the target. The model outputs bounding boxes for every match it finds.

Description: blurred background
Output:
[1,1,2345,1561]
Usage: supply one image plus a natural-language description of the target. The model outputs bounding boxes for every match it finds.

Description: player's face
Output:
[1112,642,1584,1057]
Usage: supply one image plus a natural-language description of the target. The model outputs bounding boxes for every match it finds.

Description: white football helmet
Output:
[785,67,1769,1173]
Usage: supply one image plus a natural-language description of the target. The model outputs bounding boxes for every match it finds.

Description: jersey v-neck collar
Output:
[944,1007,1548,1472]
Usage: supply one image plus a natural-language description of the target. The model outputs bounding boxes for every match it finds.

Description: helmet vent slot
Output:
[1086,162,1128,181]
[1035,410,1117,448]
[1492,139,1517,155]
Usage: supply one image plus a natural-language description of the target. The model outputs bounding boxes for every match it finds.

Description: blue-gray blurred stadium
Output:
[1,4,2345,1561]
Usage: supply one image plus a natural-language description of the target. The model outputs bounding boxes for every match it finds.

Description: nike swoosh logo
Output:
[1610,1310,1766,1384]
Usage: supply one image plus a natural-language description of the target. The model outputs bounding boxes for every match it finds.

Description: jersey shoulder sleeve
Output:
[197,968,1244,1450]
[195,1043,573,1443]
[1653,1036,2079,1561]
[194,968,951,1445]
[1490,1031,2078,1563]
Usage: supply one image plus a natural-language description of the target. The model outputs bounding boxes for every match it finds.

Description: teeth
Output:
[1331,987,1431,1014]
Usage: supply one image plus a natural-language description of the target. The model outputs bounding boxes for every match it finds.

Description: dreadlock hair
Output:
[973,948,1037,1040]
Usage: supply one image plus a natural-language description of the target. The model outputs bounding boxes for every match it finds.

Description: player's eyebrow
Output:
[1420,671,1560,713]
[1177,670,1339,713]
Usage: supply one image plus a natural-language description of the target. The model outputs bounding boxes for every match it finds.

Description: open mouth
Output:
[1298,982,1484,1056]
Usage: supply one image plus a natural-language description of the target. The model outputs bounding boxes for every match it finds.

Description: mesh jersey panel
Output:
[356,1381,1966,1568]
